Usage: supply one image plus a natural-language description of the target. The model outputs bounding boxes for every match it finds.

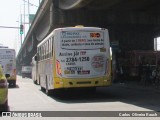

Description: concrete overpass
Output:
[16,0,160,72]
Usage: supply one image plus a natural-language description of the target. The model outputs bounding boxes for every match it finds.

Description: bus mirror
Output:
[35,56,37,61]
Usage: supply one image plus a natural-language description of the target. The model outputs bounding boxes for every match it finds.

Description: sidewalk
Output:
[114,80,160,94]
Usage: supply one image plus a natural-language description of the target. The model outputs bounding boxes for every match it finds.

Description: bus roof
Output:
[0,48,15,51]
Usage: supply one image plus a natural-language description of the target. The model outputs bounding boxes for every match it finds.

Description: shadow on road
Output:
[53,87,118,102]
[0,105,10,116]
[41,83,160,111]
[8,85,19,89]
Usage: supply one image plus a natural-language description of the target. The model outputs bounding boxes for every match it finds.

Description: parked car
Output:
[0,64,8,111]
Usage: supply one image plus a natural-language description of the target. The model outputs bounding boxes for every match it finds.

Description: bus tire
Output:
[46,87,52,96]
[8,83,11,87]
[33,80,37,84]
[38,76,41,85]
[13,81,16,87]
[41,86,44,91]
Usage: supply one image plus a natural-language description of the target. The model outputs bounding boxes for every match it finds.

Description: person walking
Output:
[118,63,125,84]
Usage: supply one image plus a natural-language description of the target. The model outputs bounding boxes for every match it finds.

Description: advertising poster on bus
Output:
[56,30,109,78]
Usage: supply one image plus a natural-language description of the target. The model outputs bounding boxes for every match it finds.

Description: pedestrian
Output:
[118,63,125,84]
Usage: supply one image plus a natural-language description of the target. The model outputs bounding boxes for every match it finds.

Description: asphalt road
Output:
[2,75,160,120]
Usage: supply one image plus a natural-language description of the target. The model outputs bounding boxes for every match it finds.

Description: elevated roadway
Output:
[16,0,160,72]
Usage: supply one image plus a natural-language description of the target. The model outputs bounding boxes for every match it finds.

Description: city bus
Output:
[0,47,16,87]
[37,27,112,95]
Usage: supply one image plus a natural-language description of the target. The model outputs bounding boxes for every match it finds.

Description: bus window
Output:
[40,47,42,61]
[49,38,51,58]
[47,40,49,58]
[42,45,44,60]
[52,37,54,57]
[40,46,42,60]
[46,42,48,59]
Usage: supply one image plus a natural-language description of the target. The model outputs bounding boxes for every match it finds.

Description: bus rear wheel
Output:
[33,80,37,84]
[8,81,16,87]
[46,87,53,96]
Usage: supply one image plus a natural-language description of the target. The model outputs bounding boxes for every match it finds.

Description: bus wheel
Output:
[41,86,45,92]
[13,83,16,87]
[13,82,16,87]
[38,76,41,85]
[8,83,11,87]
[33,80,37,84]
[46,88,52,96]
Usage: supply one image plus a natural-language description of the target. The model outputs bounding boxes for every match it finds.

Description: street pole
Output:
[23,0,26,38]
[28,0,30,27]
[20,14,23,46]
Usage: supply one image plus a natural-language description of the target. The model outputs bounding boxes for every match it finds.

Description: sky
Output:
[0,0,40,54]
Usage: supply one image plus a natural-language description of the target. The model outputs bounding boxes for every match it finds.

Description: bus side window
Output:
[51,38,52,58]
[43,44,45,60]
[40,46,42,61]
[49,38,51,58]
[48,38,51,58]
[46,41,48,59]
[42,45,44,60]
[52,37,54,57]
[46,40,48,58]
[38,47,41,61]
[44,43,45,59]
[41,45,42,60]
[45,42,46,59]
[47,40,49,58]
[37,48,39,61]
[45,41,48,59]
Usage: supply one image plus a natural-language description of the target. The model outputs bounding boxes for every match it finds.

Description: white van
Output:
[21,66,32,78]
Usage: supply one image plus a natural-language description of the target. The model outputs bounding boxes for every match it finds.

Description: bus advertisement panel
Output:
[57,30,108,78]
